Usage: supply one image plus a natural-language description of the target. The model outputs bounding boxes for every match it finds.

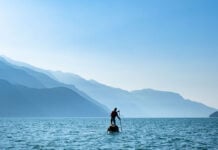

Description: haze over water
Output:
[0,118,217,149]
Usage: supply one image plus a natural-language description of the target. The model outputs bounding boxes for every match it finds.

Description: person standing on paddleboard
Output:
[111,108,121,126]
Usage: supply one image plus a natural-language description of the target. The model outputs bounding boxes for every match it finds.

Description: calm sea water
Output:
[0,118,217,149]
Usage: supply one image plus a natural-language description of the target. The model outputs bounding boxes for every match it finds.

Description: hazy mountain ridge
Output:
[0,79,108,117]
[50,71,216,117]
[0,56,216,117]
[209,111,218,117]
[0,56,110,112]
[0,57,109,117]
[0,57,45,88]
[131,89,216,117]
[50,71,141,117]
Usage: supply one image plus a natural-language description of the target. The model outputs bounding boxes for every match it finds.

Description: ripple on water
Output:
[0,118,217,149]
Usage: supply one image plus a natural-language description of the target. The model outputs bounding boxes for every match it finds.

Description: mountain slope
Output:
[0,56,109,113]
[49,71,141,117]
[1,56,216,117]
[0,57,45,88]
[50,71,216,117]
[132,89,216,117]
[0,79,108,117]
[0,56,73,89]
[209,111,218,117]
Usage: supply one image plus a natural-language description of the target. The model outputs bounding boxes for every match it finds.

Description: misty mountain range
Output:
[0,79,107,117]
[0,56,216,117]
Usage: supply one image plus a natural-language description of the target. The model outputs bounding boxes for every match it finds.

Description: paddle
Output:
[118,110,122,132]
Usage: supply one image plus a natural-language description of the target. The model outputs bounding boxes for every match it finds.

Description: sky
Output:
[0,0,218,108]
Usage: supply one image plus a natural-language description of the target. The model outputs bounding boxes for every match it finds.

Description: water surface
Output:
[0,118,217,149]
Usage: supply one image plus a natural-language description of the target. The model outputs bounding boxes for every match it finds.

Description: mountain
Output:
[49,71,216,117]
[1,56,216,117]
[209,111,218,117]
[0,57,45,88]
[132,89,216,117]
[0,56,109,117]
[0,56,73,89]
[0,56,109,113]
[0,79,108,117]
[48,71,142,117]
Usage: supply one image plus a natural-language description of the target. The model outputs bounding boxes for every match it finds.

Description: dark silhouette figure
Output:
[110,107,120,125]
[107,108,121,133]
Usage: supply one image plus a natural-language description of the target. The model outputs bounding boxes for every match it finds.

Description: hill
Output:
[0,79,108,117]
[1,56,216,117]
[50,71,216,117]
[209,111,218,117]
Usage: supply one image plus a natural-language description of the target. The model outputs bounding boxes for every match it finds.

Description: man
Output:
[110,107,120,126]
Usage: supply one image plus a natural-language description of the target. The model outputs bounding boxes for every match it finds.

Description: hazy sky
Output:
[0,0,218,108]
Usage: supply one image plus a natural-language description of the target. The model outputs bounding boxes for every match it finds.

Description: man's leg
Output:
[111,118,115,125]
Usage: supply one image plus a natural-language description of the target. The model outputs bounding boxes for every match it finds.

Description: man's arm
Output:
[117,112,121,120]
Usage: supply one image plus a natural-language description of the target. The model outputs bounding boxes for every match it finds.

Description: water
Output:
[0,118,217,149]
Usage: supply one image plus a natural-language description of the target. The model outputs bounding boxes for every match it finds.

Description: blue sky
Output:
[0,0,218,108]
